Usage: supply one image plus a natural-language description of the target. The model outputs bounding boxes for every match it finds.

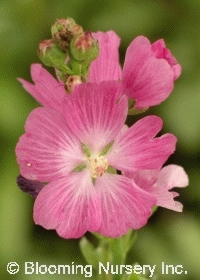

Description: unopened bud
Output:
[38,39,72,74]
[51,18,76,38]
[70,31,99,63]
[65,75,82,93]
[51,18,83,51]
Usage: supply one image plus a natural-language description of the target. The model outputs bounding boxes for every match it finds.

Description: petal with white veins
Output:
[34,171,101,238]
[89,31,122,83]
[95,173,156,237]
[63,81,127,154]
[16,107,85,181]
[107,115,177,172]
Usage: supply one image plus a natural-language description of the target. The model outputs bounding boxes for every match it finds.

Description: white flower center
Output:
[87,155,108,178]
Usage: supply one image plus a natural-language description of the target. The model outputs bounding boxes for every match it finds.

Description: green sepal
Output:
[38,41,73,75]
[151,205,158,215]
[82,143,91,157]
[72,164,86,172]
[100,141,114,156]
[107,166,117,174]
[128,99,149,115]
[69,32,99,64]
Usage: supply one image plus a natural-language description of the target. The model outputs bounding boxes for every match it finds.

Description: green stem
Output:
[80,230,137,280]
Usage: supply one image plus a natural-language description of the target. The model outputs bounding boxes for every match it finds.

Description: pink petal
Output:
[152,39,182,80]
[95,174,156,237]
[63,81,128,154]
[122,36,174,109]
[88,31,122,83]
[107,115,177,172]
[125,169,159,191]
[16,107,85,181]
[18,64,66,112]
[151,165,189,212]
[151,188,183,212]
[156,164,189,189]
[33,171,101,238]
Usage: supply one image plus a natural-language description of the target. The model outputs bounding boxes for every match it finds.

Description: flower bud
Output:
[70,31,99,63]
[38,39,72,74]
[51,18,83,51]
[65,75,82,93]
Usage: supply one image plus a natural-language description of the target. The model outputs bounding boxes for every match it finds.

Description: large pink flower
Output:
[16,81,177,238]
[125,165,188,212]
[89,31,181,109]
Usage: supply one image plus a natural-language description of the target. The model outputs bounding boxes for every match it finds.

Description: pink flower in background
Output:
[125,165,189,212]
[16,81,177,238]
[89,31,181,109]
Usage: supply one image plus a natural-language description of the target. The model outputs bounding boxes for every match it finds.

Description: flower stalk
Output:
[80,230,138,280]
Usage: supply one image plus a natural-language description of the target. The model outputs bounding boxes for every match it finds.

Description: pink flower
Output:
[125,165,189,212]
[18,32,181,111]
[18,64,66,112]
[16,81,176,238]
[89,31,181,109]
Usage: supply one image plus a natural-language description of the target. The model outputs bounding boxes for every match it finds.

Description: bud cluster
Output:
[38,18,99,92]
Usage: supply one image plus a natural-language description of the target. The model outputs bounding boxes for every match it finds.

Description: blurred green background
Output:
[1,0,200,279]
